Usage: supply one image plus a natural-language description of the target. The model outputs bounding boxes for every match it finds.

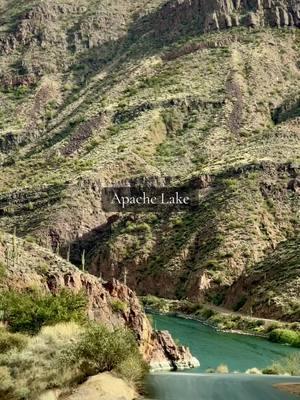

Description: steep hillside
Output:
[225,236,300,321]
[0,230,198,370]
[0,0,299,320]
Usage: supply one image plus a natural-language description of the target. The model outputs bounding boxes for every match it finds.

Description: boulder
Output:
[149,330,200,371]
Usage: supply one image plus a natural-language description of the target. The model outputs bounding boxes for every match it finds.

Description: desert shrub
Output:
[262,367,279,375]
[0,328,28,353]
[67,324,143,377]
[224,179,238,189]
[245,367,262,375]
[141,295,169,312]
[177,301,202,314]
[206,368,216,374]
[203,259,220,270]
[0,289,88,334]
[265,322,283,333]
[0,262,6,280]
[123,222,152,236]
[200,308,216,319]
[0,366,15,399]
[290,322,300,331]
[111,299,127,314]
[13,85,29,99]
[161,109,184,135]
[216,364,229,374]
[38,322,84,345]
[263,353,300,376]
[211,293,225,306]
[269,329,300,347]
[220,320,236,330]
[116,354,148,390]
[0,323,84,400]
[1,321,145,400]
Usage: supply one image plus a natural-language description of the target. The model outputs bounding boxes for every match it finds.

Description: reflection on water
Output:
[147,373,300,400]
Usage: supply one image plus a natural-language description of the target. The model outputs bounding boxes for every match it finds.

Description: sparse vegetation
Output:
[262,353,300,376]
[0,321,147,400]
[141,295,170,313]
[111,299,128,313]
[0,327,28,353]
[215,364,229,374]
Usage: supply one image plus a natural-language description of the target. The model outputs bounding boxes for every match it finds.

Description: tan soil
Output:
[64,373,138,400]
[274,383,300,396]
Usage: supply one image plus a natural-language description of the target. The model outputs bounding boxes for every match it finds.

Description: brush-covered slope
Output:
[0,229,151,338]
[0,0,299,320]
[0,230,199,370]
[225,236,300,321]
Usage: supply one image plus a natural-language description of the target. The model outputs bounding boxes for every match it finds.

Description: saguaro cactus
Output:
[81,250,86,272]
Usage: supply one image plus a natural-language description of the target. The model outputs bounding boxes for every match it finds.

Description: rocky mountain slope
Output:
[0,0,299,320]
[0,230,199,370]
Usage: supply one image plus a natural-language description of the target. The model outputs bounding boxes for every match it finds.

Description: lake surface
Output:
[151,314,299,372]
[147,315,300,400]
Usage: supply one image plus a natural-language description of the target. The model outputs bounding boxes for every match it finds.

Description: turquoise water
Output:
[151,314,299,373]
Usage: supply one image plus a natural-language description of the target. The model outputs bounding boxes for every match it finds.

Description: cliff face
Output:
[0,231,199,370]
[154,0,300,32]
[133,0,300,45]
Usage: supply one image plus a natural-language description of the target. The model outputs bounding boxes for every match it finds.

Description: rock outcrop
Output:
[149,330,200,371]
[150,0,300,39]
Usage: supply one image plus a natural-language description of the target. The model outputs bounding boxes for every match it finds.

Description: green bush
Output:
[262,367,279,375]
[0,328,28,353]
[0,323,84,400]
[111,299,127,314]
[68,324,144,376]
[0,289,88,334]
[0,262,6,280]
[200,308,216,319]
[161,109,184,135]
[116,354,148,390]
[269,329,300,347]
[141,295,168,312]
[123,222,152,235]
[0,322,147,399]
[177,301,202,315]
